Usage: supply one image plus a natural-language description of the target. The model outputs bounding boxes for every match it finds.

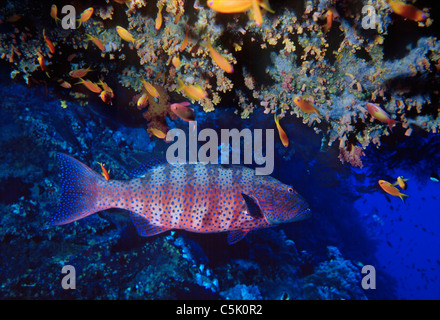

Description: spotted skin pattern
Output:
[53,153,311,242]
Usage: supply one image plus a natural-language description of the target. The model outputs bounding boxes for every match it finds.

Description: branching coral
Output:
[0,0,438,166]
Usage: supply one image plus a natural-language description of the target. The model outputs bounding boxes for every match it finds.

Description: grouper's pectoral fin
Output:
[227,230,249,245]
[129,213,170,237]
[241,193,264,219]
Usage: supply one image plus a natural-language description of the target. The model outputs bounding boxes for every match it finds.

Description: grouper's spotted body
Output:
[53,153,310,244]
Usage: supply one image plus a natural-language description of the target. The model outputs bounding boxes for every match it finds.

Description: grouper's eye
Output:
[287,186,294,194]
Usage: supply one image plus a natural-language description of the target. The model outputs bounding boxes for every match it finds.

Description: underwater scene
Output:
[0,0,439,301]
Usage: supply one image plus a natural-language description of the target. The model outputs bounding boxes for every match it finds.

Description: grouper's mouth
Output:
[262,200,311,225]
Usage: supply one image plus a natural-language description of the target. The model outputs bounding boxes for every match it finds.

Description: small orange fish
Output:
[50,4,60,24]
[293,97,321,117]
[99,91,112,105]
[148,128,167,140]
[207,0,273,25]
[116,26,137,44]
[180,29,189,52]
[393,176,409,190]
[67,53,77,62]
[140,78,159,99]
[174,12,183,24]
[43,29,55,54]
[77,7,94,27]
[171,102,195,122]
[98,80,114,98]
[207,0,273,13]
[6,14,23,23]
[274,114,289,148]
[85,34,105,51]
[386,0,427,22]
[324,9,333,33]
[137,93,149,108]
[251,0,263,26]
[97,162,110,181]
[69,67,93,78]
[155,5,163,30]
[206,40,234,73]
[59,81,71,89]
[77,78,102,93]
[378,180,408,202]
[176,78,207,101]
[37,53,49,73]
[172,56,181,69]
[366,103,399,130]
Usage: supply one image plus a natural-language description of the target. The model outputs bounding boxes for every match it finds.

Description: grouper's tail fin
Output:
[52,153,109,226]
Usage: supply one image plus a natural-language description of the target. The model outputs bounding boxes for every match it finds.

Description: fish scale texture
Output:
[54,153,310,241]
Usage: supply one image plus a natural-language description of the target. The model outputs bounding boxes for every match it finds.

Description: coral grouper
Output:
[53,153,311,244]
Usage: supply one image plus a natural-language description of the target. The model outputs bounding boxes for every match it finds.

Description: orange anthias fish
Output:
[207,0,273,13]
[293,97,321,117]
[67,53,77,62]
[77,7,94,27]
[97,162,110,181]
[59,80,71,89]
[172,56,181,69]
[206,40,234,73]
[43,29,55,54]
[207,0,274,26]
[137,93,149,108]
[6,14,23,23]
[366,103,399,130]
[386,0,428,22]
[378,180,409,202]
[99,91,112,105]
[86,34,105,51]
[251,0,263,26]
[52,153,310,244]
[50,4,60,24]
[274,114,289,148]
[155,5,163,30]
[180,29,189,52]
[116,26,137,44]
[147,127,167,140]
[77,78,102,93]
[140,78,160,99]
[393,176,409,190]
[98,80,114,98]
[37,53,49,74]
[176,78,207,101]
[69,67,93,78]
[171,102,195,122]
[324,9,333,33]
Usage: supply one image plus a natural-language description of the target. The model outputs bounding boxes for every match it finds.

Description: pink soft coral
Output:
[338,143,365,168]
[136,85,177,135]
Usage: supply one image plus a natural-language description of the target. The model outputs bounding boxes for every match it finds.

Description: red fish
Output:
[53,153,311,244]
[366,102,399,130]
[170,101,195,122]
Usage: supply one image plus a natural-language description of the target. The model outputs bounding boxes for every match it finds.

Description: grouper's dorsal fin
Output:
[227,230,249,245]
[241,193,264,219]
